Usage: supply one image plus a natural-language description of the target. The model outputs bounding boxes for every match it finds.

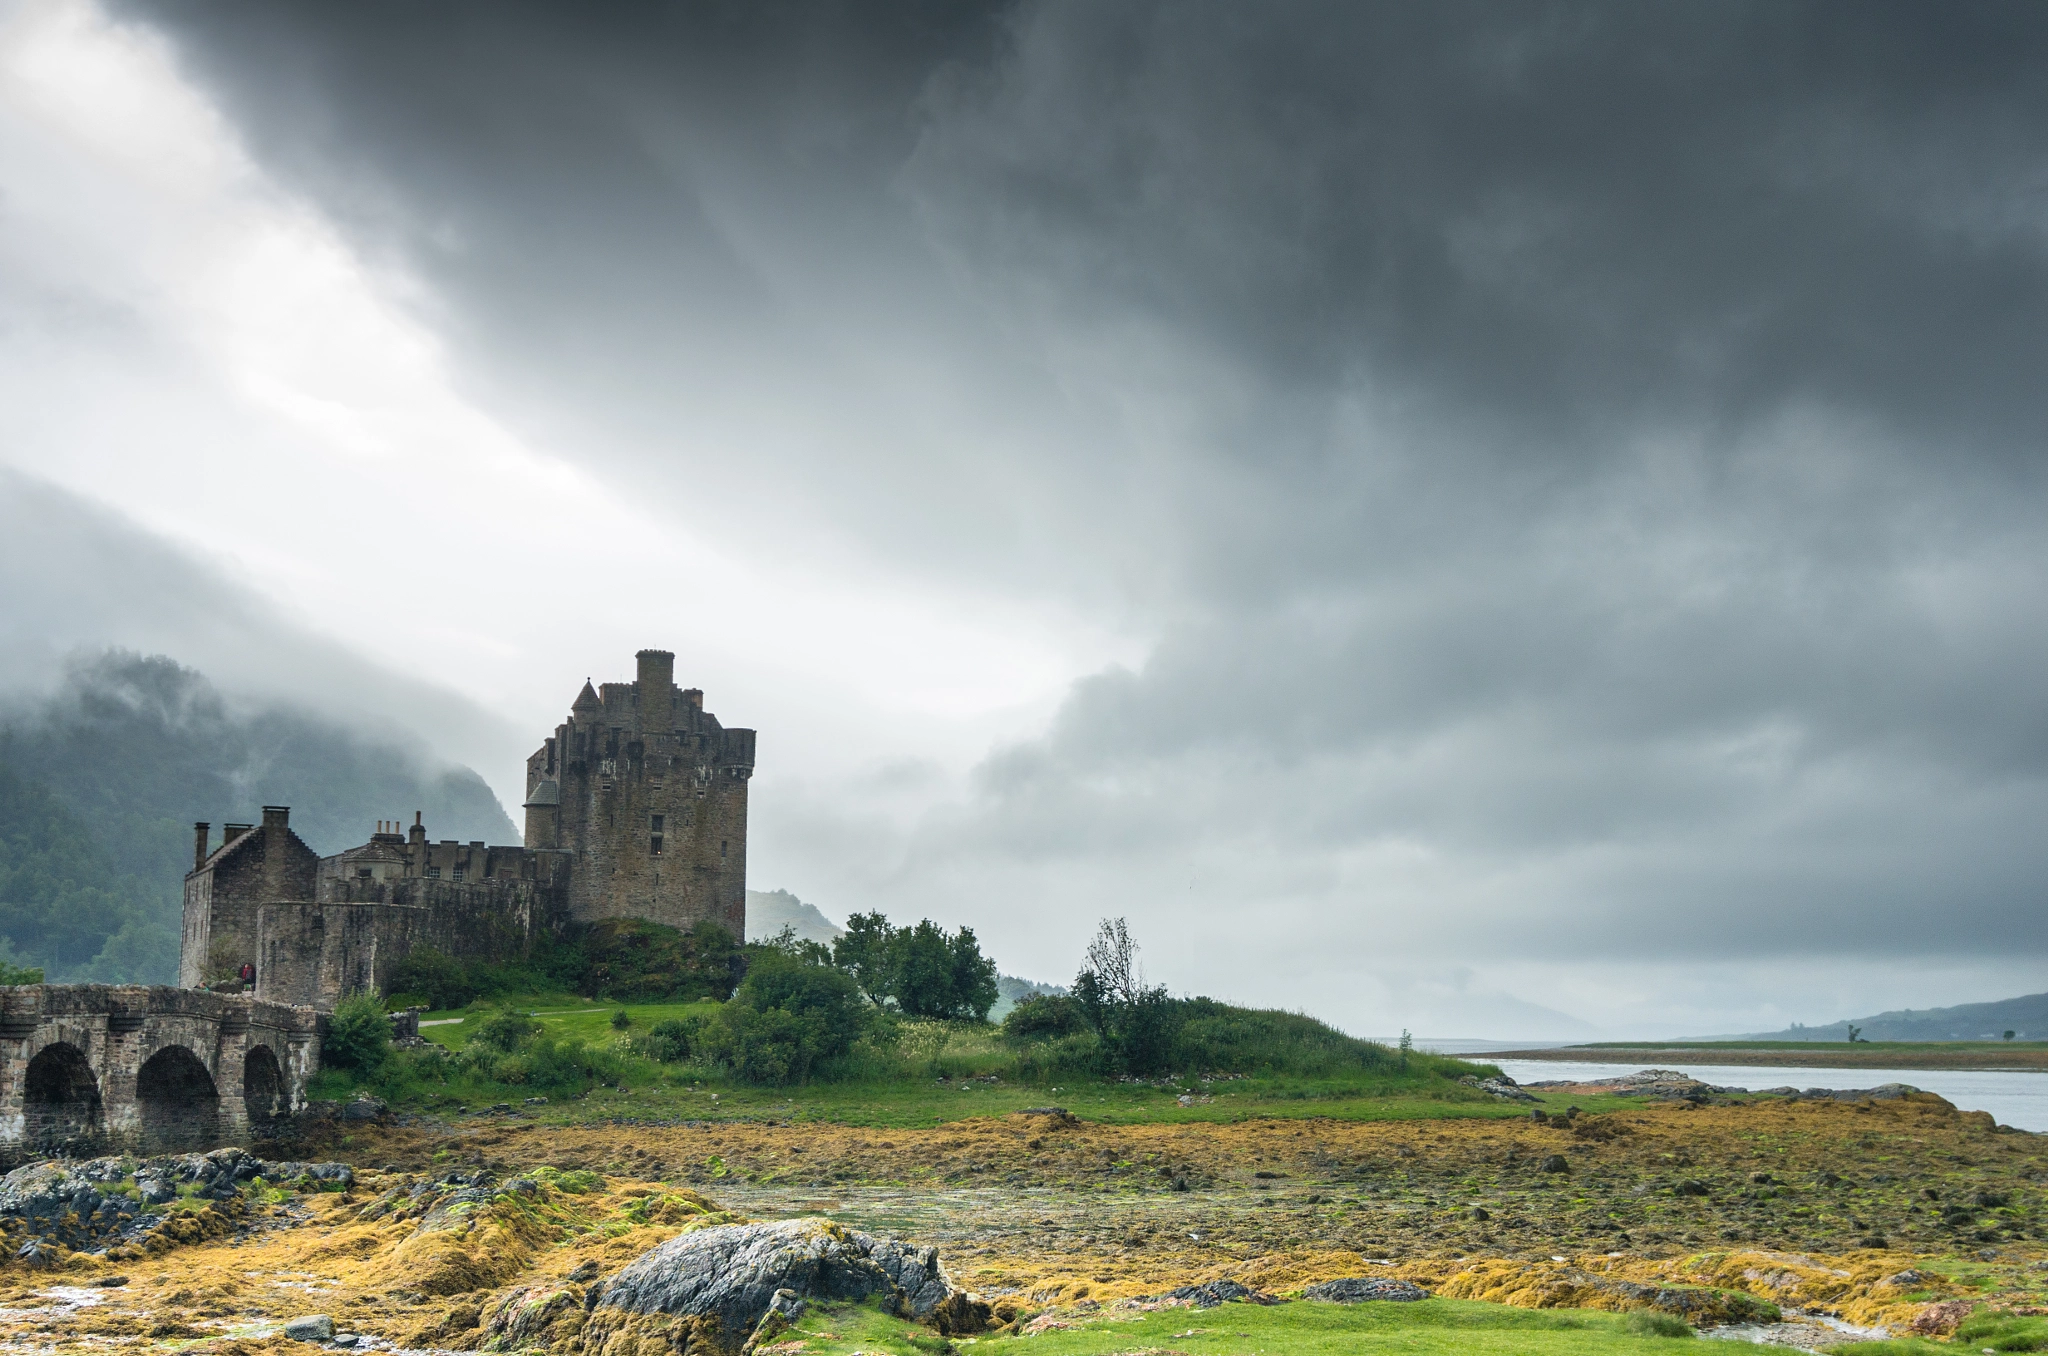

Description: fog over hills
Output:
[4,3,2048,1035]
[0,651,516,983]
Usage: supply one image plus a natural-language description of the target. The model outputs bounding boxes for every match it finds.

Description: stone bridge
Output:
[0,985,322,1166]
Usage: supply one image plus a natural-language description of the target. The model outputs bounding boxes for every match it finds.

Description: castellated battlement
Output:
[175,649,754,1011]
[522,648,755,938]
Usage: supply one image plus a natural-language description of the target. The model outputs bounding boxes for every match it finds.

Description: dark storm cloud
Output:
[114,0,2048,980]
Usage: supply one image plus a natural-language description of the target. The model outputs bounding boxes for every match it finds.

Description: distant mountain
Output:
[745,888,845,945]
[992,972,1066,1022]
[0,651,517,983]
[1744,992,2048,1042]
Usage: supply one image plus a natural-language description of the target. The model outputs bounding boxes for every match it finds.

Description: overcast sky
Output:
[3,0,2044,1038]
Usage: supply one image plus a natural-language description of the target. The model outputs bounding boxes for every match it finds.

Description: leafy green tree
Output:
[829,913,998,1020]
[322,993,393,1074]
[0,959,45,986]
[832,912,898,1008]
[1074,917,1181,1075]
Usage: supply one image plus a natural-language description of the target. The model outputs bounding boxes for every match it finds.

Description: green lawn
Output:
[347,993,1664,1129]
[780,1297,1729,1355]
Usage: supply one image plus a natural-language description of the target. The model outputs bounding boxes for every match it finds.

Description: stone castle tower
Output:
[179,648,754,1009]
[520,650,755,938]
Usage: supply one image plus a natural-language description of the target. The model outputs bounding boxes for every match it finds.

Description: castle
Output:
[177,650,754,1009]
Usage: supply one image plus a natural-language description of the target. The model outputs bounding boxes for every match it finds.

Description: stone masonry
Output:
[176,649,754,1011]
[0,984,319,1167]
[523,649,755,938]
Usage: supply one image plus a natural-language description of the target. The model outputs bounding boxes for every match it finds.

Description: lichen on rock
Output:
[558,1217,992,1356]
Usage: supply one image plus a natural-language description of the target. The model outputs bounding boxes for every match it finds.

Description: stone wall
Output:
[178,810,321,989]
[258,864,573,1009]
[0,985,320,1166]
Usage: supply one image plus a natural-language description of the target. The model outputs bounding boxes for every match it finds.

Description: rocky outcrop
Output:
[0,1149,351,1262]
[558,1218,991,1355]
[1303,1277,1430,1302]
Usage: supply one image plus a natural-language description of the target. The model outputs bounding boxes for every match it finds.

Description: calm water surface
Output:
[1489,1058,2048,1133]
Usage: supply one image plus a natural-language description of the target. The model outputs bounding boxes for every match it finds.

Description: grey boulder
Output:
[1303,1277,1430,1302]
[582,1219,990,1354]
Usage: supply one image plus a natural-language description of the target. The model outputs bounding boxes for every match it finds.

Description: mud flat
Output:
[0,1092,2040,1352]
[1493,1043,2048,1071]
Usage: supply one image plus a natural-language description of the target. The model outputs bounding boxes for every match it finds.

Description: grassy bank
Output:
[784,1296,1737,1356]
[1496,1040,2048,1071]
[305,993,1622,1128]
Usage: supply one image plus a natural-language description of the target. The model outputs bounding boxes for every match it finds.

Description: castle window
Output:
[356,867,372,880]
[650,835,663,857]
[720,839,727,859]
[426,867,440,879]
[651,815,664,833]
[452,866,466,882]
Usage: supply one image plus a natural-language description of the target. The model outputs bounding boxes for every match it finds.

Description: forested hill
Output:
[1745,991,2048,1042]
[0,651,516,984]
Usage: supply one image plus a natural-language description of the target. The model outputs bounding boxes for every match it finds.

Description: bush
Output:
[701,952,870,1084]
[644,1015,704,1064]
[322,993,392,1074]
[581,918,739,1002]
[1001,993,1090,1042]
[471,1006,543,1053]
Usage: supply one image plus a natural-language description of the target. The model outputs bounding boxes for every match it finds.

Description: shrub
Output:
[610,1009,631,1030]
[1002,993,1090,1042]
[644,1015,704,1063]
[322,993,392,1074]
[471,1007,543,1053]
[581,918,740,1002]
[701,952,870,1084]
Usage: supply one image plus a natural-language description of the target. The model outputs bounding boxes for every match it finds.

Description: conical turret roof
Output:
[572,679,600,711]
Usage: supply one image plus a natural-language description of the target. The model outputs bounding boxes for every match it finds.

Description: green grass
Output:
[784,1297,1706,1355]
[312,992,1662,1128]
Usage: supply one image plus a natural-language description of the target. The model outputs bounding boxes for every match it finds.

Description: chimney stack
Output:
[637,649,675,734]
[261,806,291,901]
[193,822,210,871]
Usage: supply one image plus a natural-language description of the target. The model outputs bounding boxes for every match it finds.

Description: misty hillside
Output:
[1746,992,2048,1042]
[744,888,845,945]
[0,651,517,983]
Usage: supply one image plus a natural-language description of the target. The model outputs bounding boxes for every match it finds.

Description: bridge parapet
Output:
[0,985,322,1165]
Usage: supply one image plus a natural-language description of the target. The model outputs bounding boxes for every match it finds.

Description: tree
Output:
[1845,1024,1864,1043]
[830,913,999,1020]
[1074,917,1180,1075]
[2005,1030,2017,1042]
[833,912,898,1008]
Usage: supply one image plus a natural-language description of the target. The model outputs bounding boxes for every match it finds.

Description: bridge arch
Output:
[23,1042,102,1156]
[136,1044,219,1152]
[242,1043,287,1133]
